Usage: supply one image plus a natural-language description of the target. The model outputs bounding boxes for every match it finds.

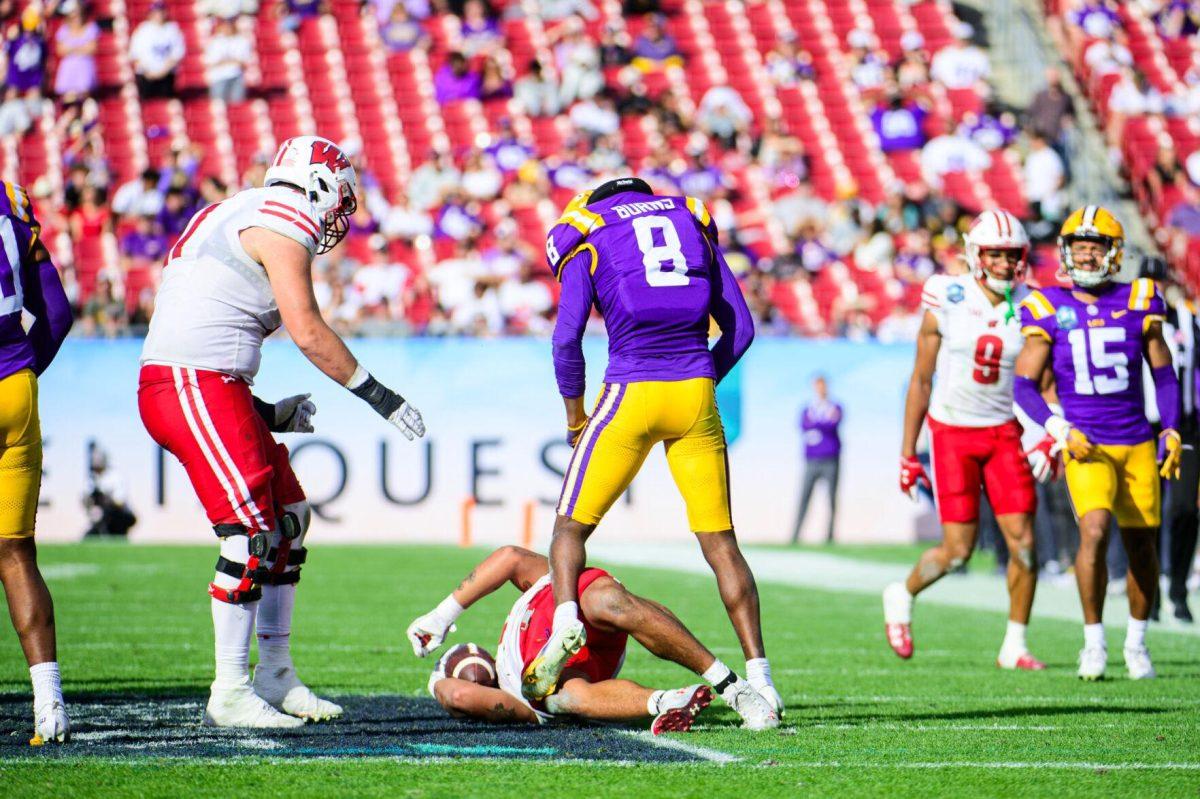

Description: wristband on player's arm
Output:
[344,364,405,419]
[1150,364,1181,433]
[1013,375,1054,428]
[252,396,277,428]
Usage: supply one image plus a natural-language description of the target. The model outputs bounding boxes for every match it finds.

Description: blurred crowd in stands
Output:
[1,0,1196,339]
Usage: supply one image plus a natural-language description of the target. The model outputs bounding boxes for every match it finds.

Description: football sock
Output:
[1083,623,1106,651]
[1002,621,1027,653]
[702,660,736,693]
[30,662,63,708]
[647,690,665,715]
[746,657,772,686]
[212,597,258,687]
[256,583,296,671]
[552,601,579,632]
[1125,618,1148,650]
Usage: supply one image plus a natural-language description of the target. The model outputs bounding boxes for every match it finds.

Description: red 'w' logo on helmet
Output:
[310,141,350,172]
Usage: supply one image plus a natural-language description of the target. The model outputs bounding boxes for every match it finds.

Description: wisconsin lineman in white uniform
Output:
[138,136,426,728]
[884,210,1054,670]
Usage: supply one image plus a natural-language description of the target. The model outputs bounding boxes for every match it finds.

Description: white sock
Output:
[212,598,258,688]
[1002,621,1027,653]
[30,662,63,709]
[1125,618,1148,650]
[256,583,296,671]
[702,659,735,693]
[745,657,772,686]
[647,689,665,715]
[1083,623,1106,651]
[552,601,579,632]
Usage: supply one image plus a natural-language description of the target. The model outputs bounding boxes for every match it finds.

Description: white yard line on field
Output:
[590,544,1200,637]
[619,730,739,764]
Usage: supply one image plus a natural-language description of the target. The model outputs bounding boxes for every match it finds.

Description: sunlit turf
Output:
[1,543,1196,797]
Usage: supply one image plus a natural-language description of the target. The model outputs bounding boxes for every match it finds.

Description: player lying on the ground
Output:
[1014,206,1179,681]
[406,546,778,731]
[532,177,780,726]
[137,136,426,728]
[885,210,1048,671]
[0,181,74,745]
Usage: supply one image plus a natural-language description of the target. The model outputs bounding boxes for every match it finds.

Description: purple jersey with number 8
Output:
[1019,278,1164,445]
[547,190,753,398]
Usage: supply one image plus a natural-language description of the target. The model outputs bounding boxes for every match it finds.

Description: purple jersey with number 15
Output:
[547,191,753,398]
[1019,278,1164,445]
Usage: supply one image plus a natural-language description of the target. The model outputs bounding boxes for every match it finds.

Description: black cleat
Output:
[1173,601,1194,624]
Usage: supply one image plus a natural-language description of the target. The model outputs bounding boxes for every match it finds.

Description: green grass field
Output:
[1,543,1197,797]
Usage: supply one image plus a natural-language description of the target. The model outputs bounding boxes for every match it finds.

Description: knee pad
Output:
[260,500,311,585]
[209,524,271,603]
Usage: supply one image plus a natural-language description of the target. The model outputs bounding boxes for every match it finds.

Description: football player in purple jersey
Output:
[0,182,74,743]
[1014,206,1180,681]
[521,178,778,730]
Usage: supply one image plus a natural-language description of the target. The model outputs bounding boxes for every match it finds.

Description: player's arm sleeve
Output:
[709,241,755,384]
[551,247,596,399]
[246,199,321,257]
[20,226,73,375]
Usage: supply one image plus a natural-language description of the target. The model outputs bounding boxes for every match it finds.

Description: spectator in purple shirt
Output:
[433,51,482,104]
[871,96,928,153]
[631,14,681,71]
[156,188,195,238]
[0,9,46,138]
[791,374,843,544]
[119,215,169,269]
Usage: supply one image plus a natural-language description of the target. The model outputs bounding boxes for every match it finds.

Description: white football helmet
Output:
[264,135,358,253]
[964,209,1029,293]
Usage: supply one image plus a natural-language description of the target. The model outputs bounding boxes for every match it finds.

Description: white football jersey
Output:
[141,186,324,383]
[923,274,1029,427]
[495,574,553,724]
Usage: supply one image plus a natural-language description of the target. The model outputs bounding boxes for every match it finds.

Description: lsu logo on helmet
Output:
[1058,205,1124,288]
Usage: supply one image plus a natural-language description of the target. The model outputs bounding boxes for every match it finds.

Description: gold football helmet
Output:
[1058,205,1124,288]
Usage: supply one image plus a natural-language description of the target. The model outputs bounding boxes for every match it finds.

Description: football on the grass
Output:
[442,643,498,687]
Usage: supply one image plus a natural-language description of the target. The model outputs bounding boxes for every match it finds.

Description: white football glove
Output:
[389,401,426,441]
[406,609,456,658]
[274,393,316,433]
[427,659,448,698]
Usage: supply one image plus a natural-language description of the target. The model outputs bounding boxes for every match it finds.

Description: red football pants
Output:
[927,417,1036,524]
[138,365,305,532]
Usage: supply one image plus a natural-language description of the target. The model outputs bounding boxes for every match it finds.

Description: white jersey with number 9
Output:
[923,273,1030,427]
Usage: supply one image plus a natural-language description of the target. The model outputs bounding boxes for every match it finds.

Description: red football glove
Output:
[1025,434,1061,484]
[899,455,931,501]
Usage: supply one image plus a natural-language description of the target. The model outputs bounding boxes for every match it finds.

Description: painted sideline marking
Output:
[620,730,739,764]
[589,544,1200,637]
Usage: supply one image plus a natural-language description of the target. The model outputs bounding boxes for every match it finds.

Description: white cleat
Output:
[30,700,70,746]
[721,678,780,731]
[650,684,713,735]
[1077,646,1108,681]
[521,620,586,701]
[749,678,785,718]
[203,679,306,728]
[1123,645,1156,680]
[253,664,344,722]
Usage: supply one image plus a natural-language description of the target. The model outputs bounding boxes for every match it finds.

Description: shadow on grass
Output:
[0,693,717,763]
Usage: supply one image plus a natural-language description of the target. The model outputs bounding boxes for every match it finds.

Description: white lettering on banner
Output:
[34,339,922,546]
[612,198,676,219]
